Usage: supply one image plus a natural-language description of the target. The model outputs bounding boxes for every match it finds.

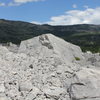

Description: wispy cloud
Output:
[0,2,6,6]
[72,4,77,8]
[8,2,21,6]
[31,21,42,25]
[14,0,44,4]
[31,7,100,25]
[84,5,89,9]
[0,0,45,7]
[44,7,100,25]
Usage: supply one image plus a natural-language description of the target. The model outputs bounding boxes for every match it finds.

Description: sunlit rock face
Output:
[0,34,100,100]
[19,34,83,62]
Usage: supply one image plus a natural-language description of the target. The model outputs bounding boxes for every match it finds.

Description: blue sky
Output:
[0,0,100,25]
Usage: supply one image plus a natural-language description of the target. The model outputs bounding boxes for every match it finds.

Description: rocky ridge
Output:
[0,34,100,100]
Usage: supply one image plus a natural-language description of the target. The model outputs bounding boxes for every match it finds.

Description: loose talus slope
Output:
[0,34,100,100]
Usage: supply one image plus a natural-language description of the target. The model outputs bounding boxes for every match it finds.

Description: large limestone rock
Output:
[69,68,100,100]
[19,34,83,62]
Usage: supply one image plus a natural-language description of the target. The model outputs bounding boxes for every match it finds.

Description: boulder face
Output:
[19,34,83,62]
[0,34,100,100]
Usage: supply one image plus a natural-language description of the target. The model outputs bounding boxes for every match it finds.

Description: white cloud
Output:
[31,21,42,25]
[0,0,44,7]
[8,2,21,6]
[0,2,6,6]
[45,7,100,25]
[14,0,44,4]
[84,5,89,9]
[72,4,77,8]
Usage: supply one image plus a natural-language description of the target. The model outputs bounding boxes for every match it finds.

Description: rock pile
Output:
[0,34,100,100]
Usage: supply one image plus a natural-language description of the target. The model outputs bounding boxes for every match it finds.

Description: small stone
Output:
[19,81,33,91]
[43,86,66,99]
[0,84,5,93]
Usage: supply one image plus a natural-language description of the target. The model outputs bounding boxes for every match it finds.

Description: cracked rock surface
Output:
[0,34,100,100]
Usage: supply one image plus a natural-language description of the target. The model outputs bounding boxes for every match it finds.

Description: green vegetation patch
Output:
[75,57,80,61]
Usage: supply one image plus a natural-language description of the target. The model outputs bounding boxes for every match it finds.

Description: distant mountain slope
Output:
[0,19,100,52]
